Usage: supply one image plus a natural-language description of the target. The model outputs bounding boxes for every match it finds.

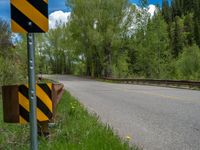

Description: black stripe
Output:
[19,105,29,122]
[38,84,52,100]
[19,85,29,99]
[19,105,40,123]
[19,85,52,120]
[27,0,48,18]
[11,4,44,33]
[37,96,52,119]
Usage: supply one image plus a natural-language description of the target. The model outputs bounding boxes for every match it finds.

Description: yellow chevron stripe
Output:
[19,116,27,124]
[18,92,49,122]
[47,83,52,90]
[11,0,48,32]
[19,92,29,111]
[37,108,49,121]
[11,19,27,33]
[24,84,52,112]
[43,0,48,4]
[36,85,52,112]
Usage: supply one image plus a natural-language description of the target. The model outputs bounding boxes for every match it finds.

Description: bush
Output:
[176,45,200,80]
[0,56,25,86]
[112,52,130,78]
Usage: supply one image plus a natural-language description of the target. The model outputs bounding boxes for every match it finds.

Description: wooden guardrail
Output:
[103,78,200,88]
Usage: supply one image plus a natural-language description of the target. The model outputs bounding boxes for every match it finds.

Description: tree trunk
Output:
[86,58,91,76]
[104,46,112,77]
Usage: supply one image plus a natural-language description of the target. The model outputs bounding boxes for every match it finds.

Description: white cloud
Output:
[49,11,71,29]
[148,4,157,17]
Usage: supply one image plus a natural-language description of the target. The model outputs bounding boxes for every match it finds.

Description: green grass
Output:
[0,91,138,150]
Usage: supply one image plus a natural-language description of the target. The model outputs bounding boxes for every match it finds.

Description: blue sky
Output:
[130,0,162,5]
[0,0,164,22]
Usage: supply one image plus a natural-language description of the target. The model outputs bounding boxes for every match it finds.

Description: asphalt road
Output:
[46,75,200,150]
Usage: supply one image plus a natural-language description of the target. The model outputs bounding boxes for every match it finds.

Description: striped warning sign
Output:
[11,0,48,33]
[18,83,53,124]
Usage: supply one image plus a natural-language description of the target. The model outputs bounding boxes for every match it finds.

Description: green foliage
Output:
[32,0,200,81]
[171,16,184,57]
[169,0,200,48]
[0,19,12,57]
[171,0,183,17]
[66,0,134,77]
[162,0,171,23]
[194,18,200,47]
[112,52,130,78]
[175,45,200,80]
[0,19,26,85]
[131,14,172,79]
[183,13,194,45]
[73,61,86,76]
[0,57,24,85]
[35,25,76,75]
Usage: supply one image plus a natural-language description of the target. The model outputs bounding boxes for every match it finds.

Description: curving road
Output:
[46,75,200,150]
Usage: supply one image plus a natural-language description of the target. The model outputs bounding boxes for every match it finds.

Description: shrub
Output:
[176,45,200,80]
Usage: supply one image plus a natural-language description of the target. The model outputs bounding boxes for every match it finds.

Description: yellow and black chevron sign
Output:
[11,0,48,33]
[18,83,53,124]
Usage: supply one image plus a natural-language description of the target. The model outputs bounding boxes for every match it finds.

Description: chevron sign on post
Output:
[11,0,48,33]
[10,1,49,149]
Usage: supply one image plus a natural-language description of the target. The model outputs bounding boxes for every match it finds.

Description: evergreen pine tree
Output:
[183,0,194,13]
[184,13,194,45]
[194,18,200,47]
[162,0,171,23]
[172,0,183,19]
[193,0,200,46]
[172,16,184,57]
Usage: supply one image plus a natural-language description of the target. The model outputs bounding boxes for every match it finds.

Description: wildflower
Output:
[125,136,131,140]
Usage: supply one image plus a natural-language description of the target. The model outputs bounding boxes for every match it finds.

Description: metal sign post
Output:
[27,33,38,150]
[10,1,48,149]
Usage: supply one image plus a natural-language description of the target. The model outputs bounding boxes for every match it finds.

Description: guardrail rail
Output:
[103,78,200,89]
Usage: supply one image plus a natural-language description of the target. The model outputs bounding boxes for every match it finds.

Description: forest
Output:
[0,0,200,86]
